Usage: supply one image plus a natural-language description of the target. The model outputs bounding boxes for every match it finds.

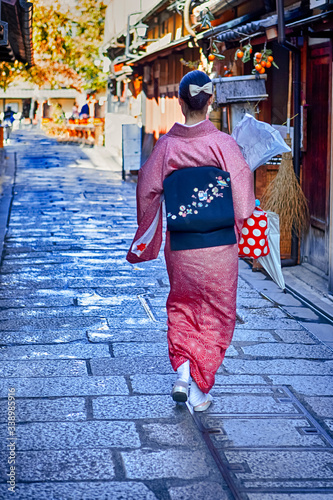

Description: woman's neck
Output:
[185,113,206,126]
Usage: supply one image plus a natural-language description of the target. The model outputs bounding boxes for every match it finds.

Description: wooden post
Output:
[328,67,333,292]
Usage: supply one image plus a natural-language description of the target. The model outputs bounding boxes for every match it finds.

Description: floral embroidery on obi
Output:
[167,175,230,220]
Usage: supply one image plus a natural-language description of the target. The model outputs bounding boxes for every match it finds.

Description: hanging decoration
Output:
[252,43,279,75]
[234,43,253,64]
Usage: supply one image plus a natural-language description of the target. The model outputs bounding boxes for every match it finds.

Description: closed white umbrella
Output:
[258,210,285,290]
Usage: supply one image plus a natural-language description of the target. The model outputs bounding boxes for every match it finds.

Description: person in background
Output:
[3,106,15,142]
[79,100,90,119]
[71,102,80,120]
[127,70,255,412]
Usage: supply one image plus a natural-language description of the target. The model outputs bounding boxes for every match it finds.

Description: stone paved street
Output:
[0,131,332,500]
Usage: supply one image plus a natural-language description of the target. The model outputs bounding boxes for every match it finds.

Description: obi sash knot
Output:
[163,166,236,251]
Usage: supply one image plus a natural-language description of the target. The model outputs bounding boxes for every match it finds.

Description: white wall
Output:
[104,112,137,162]
[104,0,159,43]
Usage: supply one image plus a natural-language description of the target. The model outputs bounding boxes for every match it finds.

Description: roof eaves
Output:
[19,0,34,67]
[286,9,333,29]
[0,0,34,65]
[139,0,170,23]
[209,7,305,43]
[127,34,191,65]
[195,12,258,41]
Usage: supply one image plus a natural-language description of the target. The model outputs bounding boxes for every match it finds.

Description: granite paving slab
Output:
[131,374,176,395]
[0,296,74,308]
[142,421,201,448]
[122,449,211,480]
[236,298,275,309]
[112,342,169,357]
[90,356,174,376]
[247,494,332,499]
[0,288,81,299]
[236,316,303,330]
[302,397,333,418]
[112,342,238,358]
[0,316,109,330]
[0,420,140,450]
[0,396,86,423]
[0,330,87,345]
[324,420,333,432]
[0,359,87,377]
[200,394,297,415]
[232,329,277,342]
[0,305,148,319]
[0,482,158,500]
[0,277,68,288]
[212,385,274,394]
[224,450,333,480]
[106,317,166,329]
[274,329,318,344]
[267,376,333,396]
[214,375,268,385]
[283,305,322,321]
[87,328,167,343]
[0,449,115,481]
[0,375,128,397]
[168,481,229,500]
[67,277,159,288]
[210,417,326,448]
[0,343,111,360]
[93,395,178,420]
[301,323,333,342]
[241,343,333,359]
[223,358,333,375]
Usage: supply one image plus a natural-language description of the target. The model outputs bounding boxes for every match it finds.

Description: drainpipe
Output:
[276,0,301,267]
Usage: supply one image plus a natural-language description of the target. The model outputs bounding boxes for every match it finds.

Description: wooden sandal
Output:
[193,394,213,412]
[171,380,189,402]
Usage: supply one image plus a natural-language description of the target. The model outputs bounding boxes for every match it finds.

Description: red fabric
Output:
[127,120,255,392]
[238,207,270,258]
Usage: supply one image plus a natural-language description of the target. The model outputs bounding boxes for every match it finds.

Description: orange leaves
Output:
[26,0,107,92]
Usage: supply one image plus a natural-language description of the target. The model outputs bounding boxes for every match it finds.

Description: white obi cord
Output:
[131,195,164,257]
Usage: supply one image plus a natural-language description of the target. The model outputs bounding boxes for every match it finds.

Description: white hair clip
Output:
[189,82,213,97]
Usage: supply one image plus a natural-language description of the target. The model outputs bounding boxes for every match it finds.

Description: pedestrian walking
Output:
[127,70,255,411]
[3,106,15,142]
[79,101,90,119]
[71,101,80,120]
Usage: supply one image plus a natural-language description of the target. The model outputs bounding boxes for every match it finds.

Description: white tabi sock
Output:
[189,380,210,407]
[176,360,191,383]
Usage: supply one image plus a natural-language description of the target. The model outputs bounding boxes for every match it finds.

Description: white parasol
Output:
[258,210,285,290]
[232,113,291,172]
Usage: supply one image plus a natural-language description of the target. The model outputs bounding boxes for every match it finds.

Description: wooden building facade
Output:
[104,0,333,289]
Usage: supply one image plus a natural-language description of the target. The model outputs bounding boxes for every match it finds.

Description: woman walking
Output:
[127,70,255,411]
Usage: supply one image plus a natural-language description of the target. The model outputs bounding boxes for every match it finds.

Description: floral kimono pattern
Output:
[127,120,255,393]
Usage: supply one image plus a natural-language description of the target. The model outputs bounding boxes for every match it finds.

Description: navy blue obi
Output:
[163,166,236,251]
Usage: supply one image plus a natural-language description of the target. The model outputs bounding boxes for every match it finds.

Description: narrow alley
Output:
[0,131,332,500]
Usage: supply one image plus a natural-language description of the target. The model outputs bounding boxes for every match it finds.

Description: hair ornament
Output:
[189,82,213,97]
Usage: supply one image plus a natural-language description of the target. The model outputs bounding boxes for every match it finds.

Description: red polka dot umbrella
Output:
[239,208,270,259]
[239,208,285,290]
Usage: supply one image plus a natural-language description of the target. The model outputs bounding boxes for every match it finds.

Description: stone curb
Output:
[0,150,16,265]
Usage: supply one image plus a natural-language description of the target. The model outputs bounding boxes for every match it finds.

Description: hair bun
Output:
[179,70,212,111]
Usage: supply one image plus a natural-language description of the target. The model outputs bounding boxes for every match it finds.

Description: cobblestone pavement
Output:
[0,131,332,500]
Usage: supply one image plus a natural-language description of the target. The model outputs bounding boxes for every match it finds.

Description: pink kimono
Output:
[127,120,255,393]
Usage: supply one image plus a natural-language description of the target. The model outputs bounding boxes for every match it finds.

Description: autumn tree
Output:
[26,0,107,92]
[0,61,26,92]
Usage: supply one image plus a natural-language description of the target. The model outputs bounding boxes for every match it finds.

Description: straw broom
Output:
[262,52,309,238]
